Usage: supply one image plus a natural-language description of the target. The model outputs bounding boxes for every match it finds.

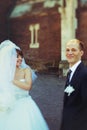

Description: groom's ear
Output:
[81,50,84,56]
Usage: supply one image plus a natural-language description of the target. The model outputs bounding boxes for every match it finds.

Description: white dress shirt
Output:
[69,60,81,81]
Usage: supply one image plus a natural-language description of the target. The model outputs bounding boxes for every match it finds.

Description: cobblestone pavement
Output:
[30,73,66,130]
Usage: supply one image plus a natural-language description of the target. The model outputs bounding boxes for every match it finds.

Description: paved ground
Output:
[30,73,66,130]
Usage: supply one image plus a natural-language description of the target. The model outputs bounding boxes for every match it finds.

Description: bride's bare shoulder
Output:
[23,67,31,73]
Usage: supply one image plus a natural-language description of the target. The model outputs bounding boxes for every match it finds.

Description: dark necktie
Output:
[66,69,72,86]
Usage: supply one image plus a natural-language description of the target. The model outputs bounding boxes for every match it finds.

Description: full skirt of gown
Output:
[0,81,49,130]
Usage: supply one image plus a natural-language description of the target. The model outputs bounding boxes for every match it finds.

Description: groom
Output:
[60,39,87,130]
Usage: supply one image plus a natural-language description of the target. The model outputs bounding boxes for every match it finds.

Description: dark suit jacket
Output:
[60,62,87,130]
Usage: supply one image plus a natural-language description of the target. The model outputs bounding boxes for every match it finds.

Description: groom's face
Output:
[66,40,84,67]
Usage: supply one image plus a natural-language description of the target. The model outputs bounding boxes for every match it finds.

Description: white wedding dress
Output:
[0,79,49,130]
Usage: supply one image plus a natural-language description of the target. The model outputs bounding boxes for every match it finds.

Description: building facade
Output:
[0,0,87,75]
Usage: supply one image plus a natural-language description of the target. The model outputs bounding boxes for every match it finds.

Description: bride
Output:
[0,40,49,130]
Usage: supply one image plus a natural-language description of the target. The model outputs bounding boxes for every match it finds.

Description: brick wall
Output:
[0,0,16,42]
[76,6,87,61]
[1,1,87,71]
[9,6,61,70]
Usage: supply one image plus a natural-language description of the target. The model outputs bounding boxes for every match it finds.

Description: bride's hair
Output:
[16,49,23,58]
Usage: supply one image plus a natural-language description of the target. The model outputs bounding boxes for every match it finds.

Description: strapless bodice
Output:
[13,79,29,99]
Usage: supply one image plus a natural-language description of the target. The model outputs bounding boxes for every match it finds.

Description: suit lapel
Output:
[64,62,84,106]
[70,62,84,88]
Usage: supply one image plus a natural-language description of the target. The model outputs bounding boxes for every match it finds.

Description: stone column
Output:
[58,0,78,76]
